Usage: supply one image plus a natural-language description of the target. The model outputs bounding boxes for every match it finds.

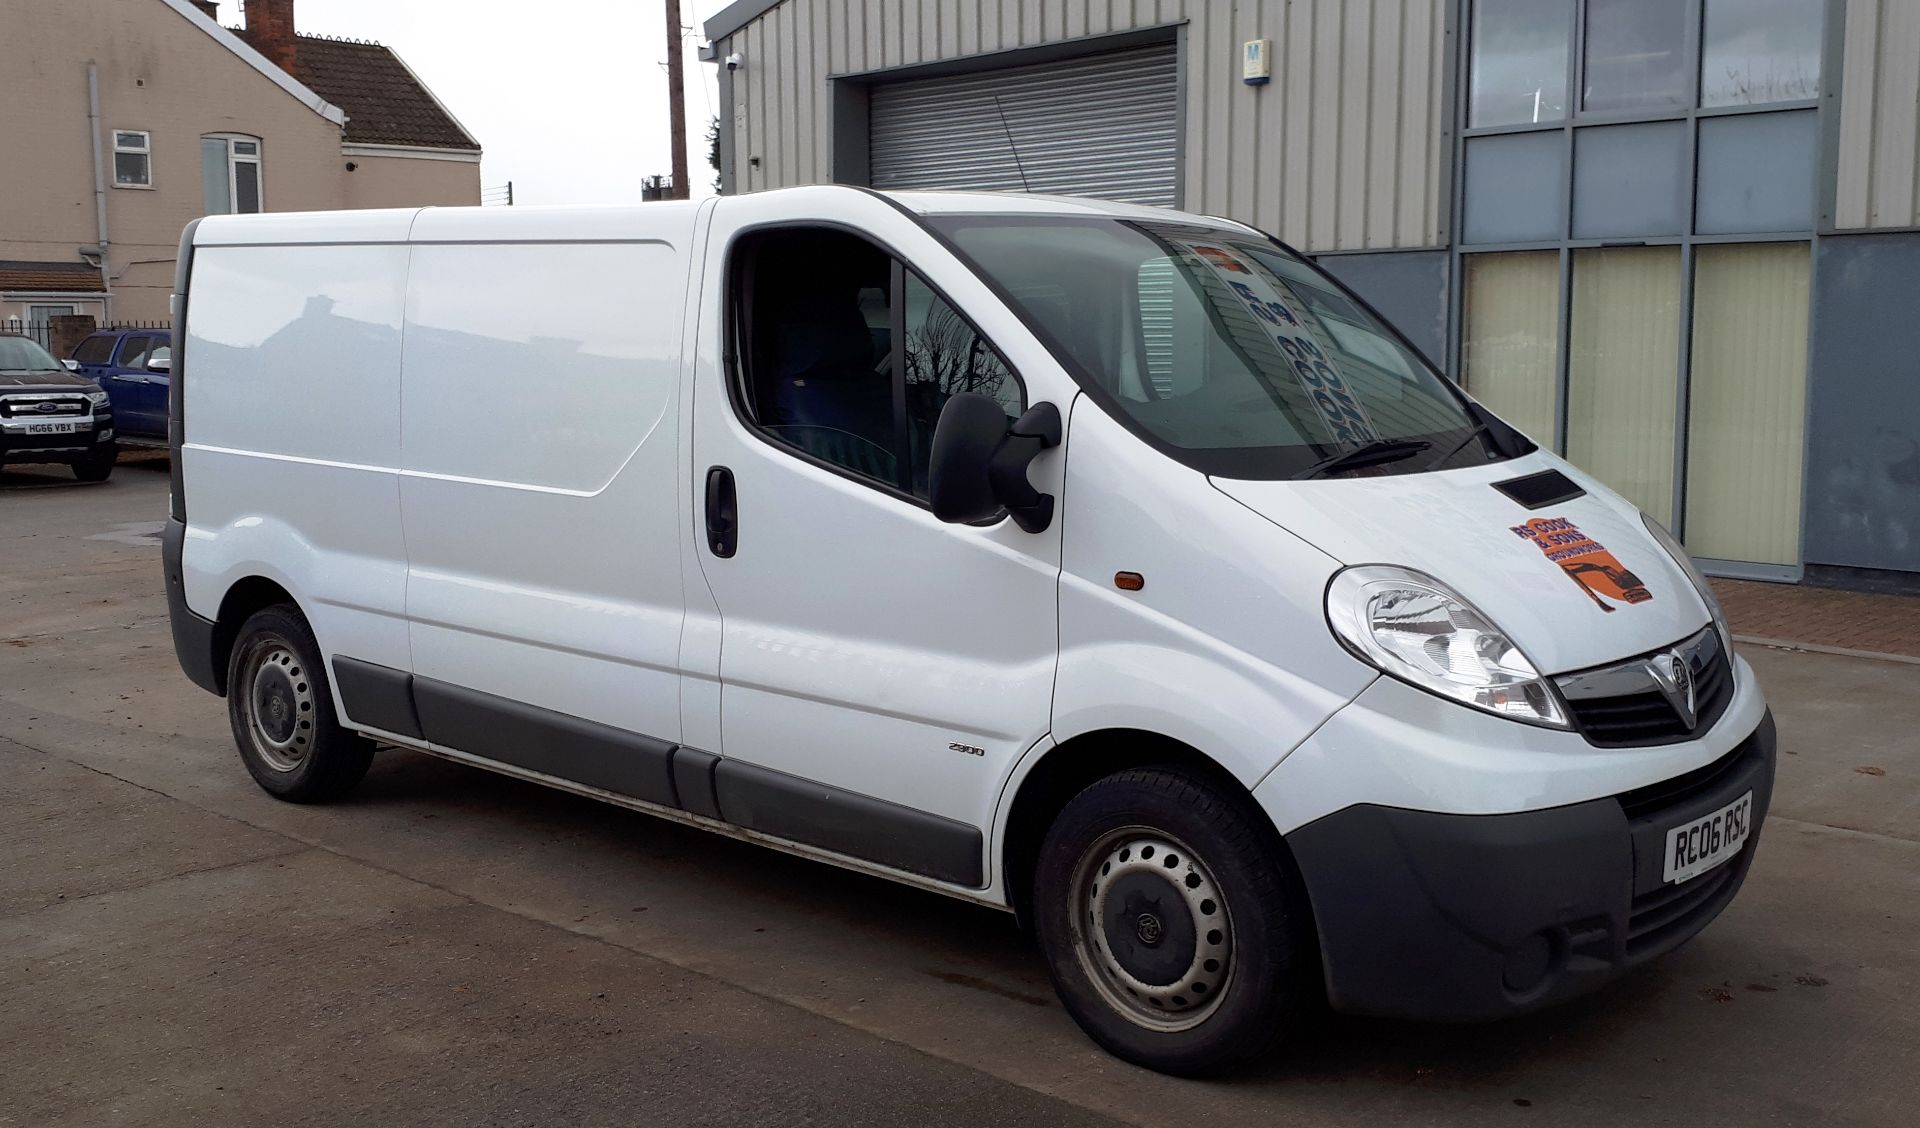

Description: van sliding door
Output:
[395,224,691,804]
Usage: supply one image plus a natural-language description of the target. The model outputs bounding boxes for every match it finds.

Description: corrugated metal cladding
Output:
[717,0,1449,252]
[1835,0,1920,229]
[869,44,1179,206]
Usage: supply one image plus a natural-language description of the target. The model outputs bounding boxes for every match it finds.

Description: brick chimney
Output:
[241,0,296,74]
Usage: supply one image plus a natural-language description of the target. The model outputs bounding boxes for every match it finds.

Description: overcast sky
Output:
[207,1,726,204]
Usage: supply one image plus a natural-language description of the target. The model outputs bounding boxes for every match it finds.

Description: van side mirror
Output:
[928,394,1062,533]
[147,356,172,373]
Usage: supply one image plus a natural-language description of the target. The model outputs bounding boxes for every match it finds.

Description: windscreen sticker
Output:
[1511,516,1653,613]
[1173,239,1378,444]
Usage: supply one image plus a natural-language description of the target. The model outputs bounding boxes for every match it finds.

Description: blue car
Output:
[69,328,170,443]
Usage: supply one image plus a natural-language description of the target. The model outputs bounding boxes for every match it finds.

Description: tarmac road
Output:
[2,459,1915,1126]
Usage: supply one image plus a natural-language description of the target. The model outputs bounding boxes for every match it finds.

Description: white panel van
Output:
[164,187,1775,1076]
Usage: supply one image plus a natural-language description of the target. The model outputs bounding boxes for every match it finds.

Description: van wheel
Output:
[71,446,116,482]
[1032,767,1311,1076]
[226,605,374,803]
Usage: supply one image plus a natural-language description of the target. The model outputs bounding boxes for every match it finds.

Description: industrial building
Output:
[702,0,1920,590]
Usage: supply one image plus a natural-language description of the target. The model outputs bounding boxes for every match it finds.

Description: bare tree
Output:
[904,302,1005,397]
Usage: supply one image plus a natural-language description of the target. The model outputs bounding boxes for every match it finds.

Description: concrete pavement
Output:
[2,460,1916,1126]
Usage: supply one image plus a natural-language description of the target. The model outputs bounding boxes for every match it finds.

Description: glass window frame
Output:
[1700,0,1827,109]
[114,334,157,369]
[72,334,116,364]
[925,213,1513,481]
[112,129,152,189]
[201,134,264,215]
[1467,0,1578,130]
[722,222,1027,514]
[1459,250,1562,442]
[1462,0,1822,141]
[1682,239,1813,565]
[1451,0,1825,571]
[1579,0,1699,118]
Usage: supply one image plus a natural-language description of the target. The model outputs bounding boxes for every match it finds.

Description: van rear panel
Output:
[180,235,413,683]
[177,204,703,744]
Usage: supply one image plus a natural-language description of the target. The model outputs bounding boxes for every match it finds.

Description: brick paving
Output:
[1713,578,1920,659]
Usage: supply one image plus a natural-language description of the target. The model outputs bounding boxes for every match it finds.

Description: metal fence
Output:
[2,321,55,350]
[0,319,170,355]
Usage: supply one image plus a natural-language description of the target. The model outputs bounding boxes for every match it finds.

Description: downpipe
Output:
[87,61,112,320]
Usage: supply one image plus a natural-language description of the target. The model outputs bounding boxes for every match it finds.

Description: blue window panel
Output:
[1572,121,1688,239]
[1463,132,1567,244]
[1696,110,1817,234]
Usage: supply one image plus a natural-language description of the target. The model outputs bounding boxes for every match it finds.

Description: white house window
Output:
[113,130,152,187]
[201,135,263,215]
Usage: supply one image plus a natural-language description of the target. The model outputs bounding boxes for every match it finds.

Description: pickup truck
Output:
[0,334,117,480]
[69,327,170,444]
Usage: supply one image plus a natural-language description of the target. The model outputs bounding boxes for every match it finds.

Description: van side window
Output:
[734,227,1024,501]
[903,274,1022,498]
[738,229,899,485]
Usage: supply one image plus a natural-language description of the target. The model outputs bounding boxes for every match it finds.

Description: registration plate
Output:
[1663,791,1753,884]
[22,420,81,434]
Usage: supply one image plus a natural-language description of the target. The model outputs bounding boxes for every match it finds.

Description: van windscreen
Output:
[927,216,1504,480]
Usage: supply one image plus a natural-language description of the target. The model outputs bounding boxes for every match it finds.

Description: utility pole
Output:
[665,0,690,199]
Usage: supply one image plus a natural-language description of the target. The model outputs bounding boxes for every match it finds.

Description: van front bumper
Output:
[1283,712,1775,1021]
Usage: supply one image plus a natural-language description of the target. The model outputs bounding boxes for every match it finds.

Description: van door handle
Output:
[705,465,737,558]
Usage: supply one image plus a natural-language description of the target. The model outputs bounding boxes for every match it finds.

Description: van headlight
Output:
[1326,565,1569,728]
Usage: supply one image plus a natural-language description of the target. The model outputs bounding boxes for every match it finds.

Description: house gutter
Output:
[86,62,112,320]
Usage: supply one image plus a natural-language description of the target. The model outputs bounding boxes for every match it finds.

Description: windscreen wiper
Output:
[1424,422,1491,471]
[1293,438,1432,480]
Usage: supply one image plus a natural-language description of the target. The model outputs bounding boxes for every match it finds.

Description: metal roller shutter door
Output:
[868,44,1179,207]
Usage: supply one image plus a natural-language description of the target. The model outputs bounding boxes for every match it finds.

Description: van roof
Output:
[876,188,1233,226]
[188,187,1248,248]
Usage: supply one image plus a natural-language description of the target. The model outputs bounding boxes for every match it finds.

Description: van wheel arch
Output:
[1002,731,1309,935]
[209,577,301,696]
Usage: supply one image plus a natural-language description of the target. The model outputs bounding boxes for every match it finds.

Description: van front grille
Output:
[1555,627,1734,747]
[1626,856,1742,957]
[1616,742,1751,822]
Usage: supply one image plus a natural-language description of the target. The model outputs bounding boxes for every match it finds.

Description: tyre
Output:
[226,604,374,802]
[1032,766,1313,1076]
[71,444,117,482]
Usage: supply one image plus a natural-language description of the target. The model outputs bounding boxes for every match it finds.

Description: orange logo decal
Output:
[1191,245,1251,274]
[1511,516,1653,613]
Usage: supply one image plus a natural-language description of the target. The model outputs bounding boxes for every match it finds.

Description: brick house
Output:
[1,0,481,326]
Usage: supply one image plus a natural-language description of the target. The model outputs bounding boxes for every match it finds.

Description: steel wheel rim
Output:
[1068,825,1235,1032]
[242,640,315,773]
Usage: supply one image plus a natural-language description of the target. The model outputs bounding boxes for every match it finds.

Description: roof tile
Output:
[292,36,479,151]
[0,261,107,293]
